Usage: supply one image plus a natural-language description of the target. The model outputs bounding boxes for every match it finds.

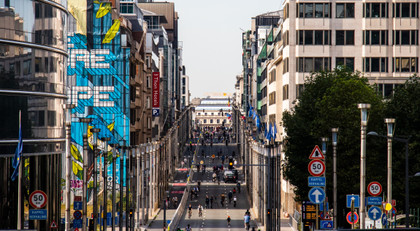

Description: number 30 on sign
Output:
[308,160,325,177]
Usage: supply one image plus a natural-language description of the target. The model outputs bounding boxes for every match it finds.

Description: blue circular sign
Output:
[368,206,382,221]
[308,187,325,204]
[381,213,387,226]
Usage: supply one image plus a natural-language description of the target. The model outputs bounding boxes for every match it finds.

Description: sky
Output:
[173,0,283,98]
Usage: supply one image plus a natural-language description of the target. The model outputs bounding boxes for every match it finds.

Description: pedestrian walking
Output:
[210,196,214,208]
[205,195,210,209]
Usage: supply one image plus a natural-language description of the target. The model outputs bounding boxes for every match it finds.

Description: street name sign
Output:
[346,194,360,208]
[29,209,47,220]
[308,160,325,177]
[308,177,326,187]
[308,187,325,204]
[309,145,325,160]
[367,196,382,206]
[367,181,382,196]
[29,190,47,209]
[368,206,382,221]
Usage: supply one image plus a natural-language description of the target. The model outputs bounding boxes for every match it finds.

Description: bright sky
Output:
[173,0,283,98]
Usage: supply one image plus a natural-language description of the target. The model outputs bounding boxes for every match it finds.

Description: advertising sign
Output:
[152,72,160,108]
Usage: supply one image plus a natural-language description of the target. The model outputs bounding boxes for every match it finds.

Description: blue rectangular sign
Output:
[74,201,83,210]
[73,219,82,228]
[29,209,47,220]
[308,177,326,187]
[346,194,360,208]
[367,196,382,205]
[320,202,329,212]
[321,220,333,229]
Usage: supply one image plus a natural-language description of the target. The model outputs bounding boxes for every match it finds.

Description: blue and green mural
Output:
[67,2,130,187]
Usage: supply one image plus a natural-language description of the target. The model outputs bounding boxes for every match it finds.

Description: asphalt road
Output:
[177,142,258,231]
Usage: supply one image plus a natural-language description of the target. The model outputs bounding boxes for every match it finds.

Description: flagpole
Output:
[17,110,22,230]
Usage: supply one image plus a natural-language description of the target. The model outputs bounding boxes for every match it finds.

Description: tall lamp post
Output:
[79,117,93,231]
[331,128,339,229]
[367,131,410,228]
[321,136,329,227]
[384,119,395,208]
[101,137,111,231]
[63,104,74,231]
[358,103,371,229]
[91,128,101,231]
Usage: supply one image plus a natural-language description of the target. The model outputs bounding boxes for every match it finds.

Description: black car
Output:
[224,170,237,183]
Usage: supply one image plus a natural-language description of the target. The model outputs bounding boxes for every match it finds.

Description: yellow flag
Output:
[72,160,83,180]
[96,3,111,18]
[107,121,115,131]
[102,20,120,44]
[71,144,83,162]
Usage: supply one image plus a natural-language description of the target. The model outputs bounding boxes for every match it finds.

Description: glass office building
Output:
[0,0,67,229]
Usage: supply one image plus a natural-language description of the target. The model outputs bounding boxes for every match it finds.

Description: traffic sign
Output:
[346,211,359,224]
[308,177,326,187]
[29,209,47,220]
[321,220,333,229]
[346,194,360,208]
[368,206,382,221]
[323,213,332,220]
[29,190,47,209]
[152,108,160,116]
[367,196,382,205]
[74,201,83,210]
[74,210,82,220]
[367,181,382,196]
[320,202,329,212]
[392,199,396,206]
[308,187,325,204]
[381,213,387,226]
[50,220,58,229]
[309,145,325,160]
[308,160,325,177]
[73,219,82,228]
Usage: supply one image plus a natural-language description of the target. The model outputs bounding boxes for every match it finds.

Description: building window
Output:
[284,3,289,19]
[297,57,331,72]
[283,30,289,45]
[146,76,151,88]
[393,3,418,18]
[364,3,388,18]
[363,58,388,72]
[363,30,388,45]
[296,84,305,98]
[393,57,418,72]
[283,58,289,74]
[210,119,213,124]
[297,30,331,45]
[336,57,355,71]
[203,119,207,124]
[47,111,56,126]
[336,3,354,18]
[269,92,276,105]
[120,3,134,13]
[182,77,186,85]
[283,85,289,100]
[217,119,220,123]
[269,69,276,84]
[148,117,151,129]
[297,3,331,18]
[393,30,418,45]
[336,30,354,45]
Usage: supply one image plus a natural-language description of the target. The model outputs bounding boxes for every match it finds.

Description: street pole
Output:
[91,128,101,231]
[120,146,125,230]
[331,128,339,230]
[64,104,74,231]
[405,139,409,228]
[321,137,329,222]
[136,146,141,230]
[385,119,395,213]
[80,117,92,231]
[126,147,130,230]
[102,137,111,230]
[358,103,371,229]
[112,146,117,231]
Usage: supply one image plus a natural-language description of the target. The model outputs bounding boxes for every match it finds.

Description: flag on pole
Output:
[226,113,232,120]
[271,122,277,141]
[11,111,23,181]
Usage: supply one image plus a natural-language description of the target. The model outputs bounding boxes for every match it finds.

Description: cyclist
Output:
[233,196,237,207]
[186,224,192,231]
[188,204,192,218]
[227,215,231,227]
[244,214,251,230]
[197,204,203,217]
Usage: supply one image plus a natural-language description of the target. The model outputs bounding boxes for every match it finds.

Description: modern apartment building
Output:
[0,0,67,228]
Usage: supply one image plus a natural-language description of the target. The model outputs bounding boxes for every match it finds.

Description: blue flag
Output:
[11,114,23,181]
[271,122,277,141]
[265,123,271,141]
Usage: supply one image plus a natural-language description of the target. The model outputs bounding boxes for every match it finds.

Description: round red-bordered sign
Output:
[29,190,47,209]
[346,211,359,224]
[308,160,325,177]
[367,181,382,196]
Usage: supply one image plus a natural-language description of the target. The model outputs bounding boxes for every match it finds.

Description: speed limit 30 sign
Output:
[29,190,48,209]
[308,160,325,177]
[368,181,382,196]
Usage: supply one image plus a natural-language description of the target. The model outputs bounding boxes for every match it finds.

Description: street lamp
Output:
[331,128,339,229]
[385,119,395,208]
[358,103,371,229]
[367,131,410,228]
[91,128,101,231]
[79,117,93,231]
[101,137,111,231]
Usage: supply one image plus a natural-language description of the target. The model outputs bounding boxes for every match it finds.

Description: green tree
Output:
[282,68,385,227]
[384,76,420,213]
